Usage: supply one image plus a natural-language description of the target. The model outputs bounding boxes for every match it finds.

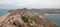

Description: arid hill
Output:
[0,9,59,27]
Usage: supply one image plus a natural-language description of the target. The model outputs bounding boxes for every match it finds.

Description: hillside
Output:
[0,9,59,27]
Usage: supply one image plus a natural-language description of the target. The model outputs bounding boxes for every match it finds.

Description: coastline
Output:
[0,13,10,23]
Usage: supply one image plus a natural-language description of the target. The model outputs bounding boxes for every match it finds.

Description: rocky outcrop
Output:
[0,9,59,27]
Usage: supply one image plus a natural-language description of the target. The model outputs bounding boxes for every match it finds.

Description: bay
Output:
[0,9,10,16]
[43,14,60,26]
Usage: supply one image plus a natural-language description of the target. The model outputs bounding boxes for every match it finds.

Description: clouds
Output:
[0,0,60,9]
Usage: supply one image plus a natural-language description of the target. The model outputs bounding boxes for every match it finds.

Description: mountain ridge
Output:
[0,9,59,27]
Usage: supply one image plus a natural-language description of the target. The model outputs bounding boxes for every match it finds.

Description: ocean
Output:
[0,9,10,16]
[43,14,60,26]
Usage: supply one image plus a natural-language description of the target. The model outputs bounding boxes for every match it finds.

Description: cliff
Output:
[0,9,59,27]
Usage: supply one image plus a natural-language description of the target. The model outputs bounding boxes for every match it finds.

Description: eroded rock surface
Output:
[0,9,59,27]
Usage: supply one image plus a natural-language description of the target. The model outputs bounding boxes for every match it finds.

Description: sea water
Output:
[43,14,60,26]
[0,9,10,16]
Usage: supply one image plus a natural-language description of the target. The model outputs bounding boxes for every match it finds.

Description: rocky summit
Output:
[0,9,59,27]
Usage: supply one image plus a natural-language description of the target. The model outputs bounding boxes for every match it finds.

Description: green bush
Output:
[21,16,29,23]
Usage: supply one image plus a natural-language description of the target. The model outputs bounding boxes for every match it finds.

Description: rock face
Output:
[0,9,58,27]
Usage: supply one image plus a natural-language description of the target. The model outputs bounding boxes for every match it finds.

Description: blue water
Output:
[43,14,60,26]
[0,9,10,16]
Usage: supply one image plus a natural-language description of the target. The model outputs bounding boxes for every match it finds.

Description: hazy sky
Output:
[0,0,60,9]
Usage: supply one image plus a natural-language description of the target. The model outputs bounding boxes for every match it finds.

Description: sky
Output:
[0,0,60,9]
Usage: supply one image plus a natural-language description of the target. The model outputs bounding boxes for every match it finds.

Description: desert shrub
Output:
[21,16,29,23]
